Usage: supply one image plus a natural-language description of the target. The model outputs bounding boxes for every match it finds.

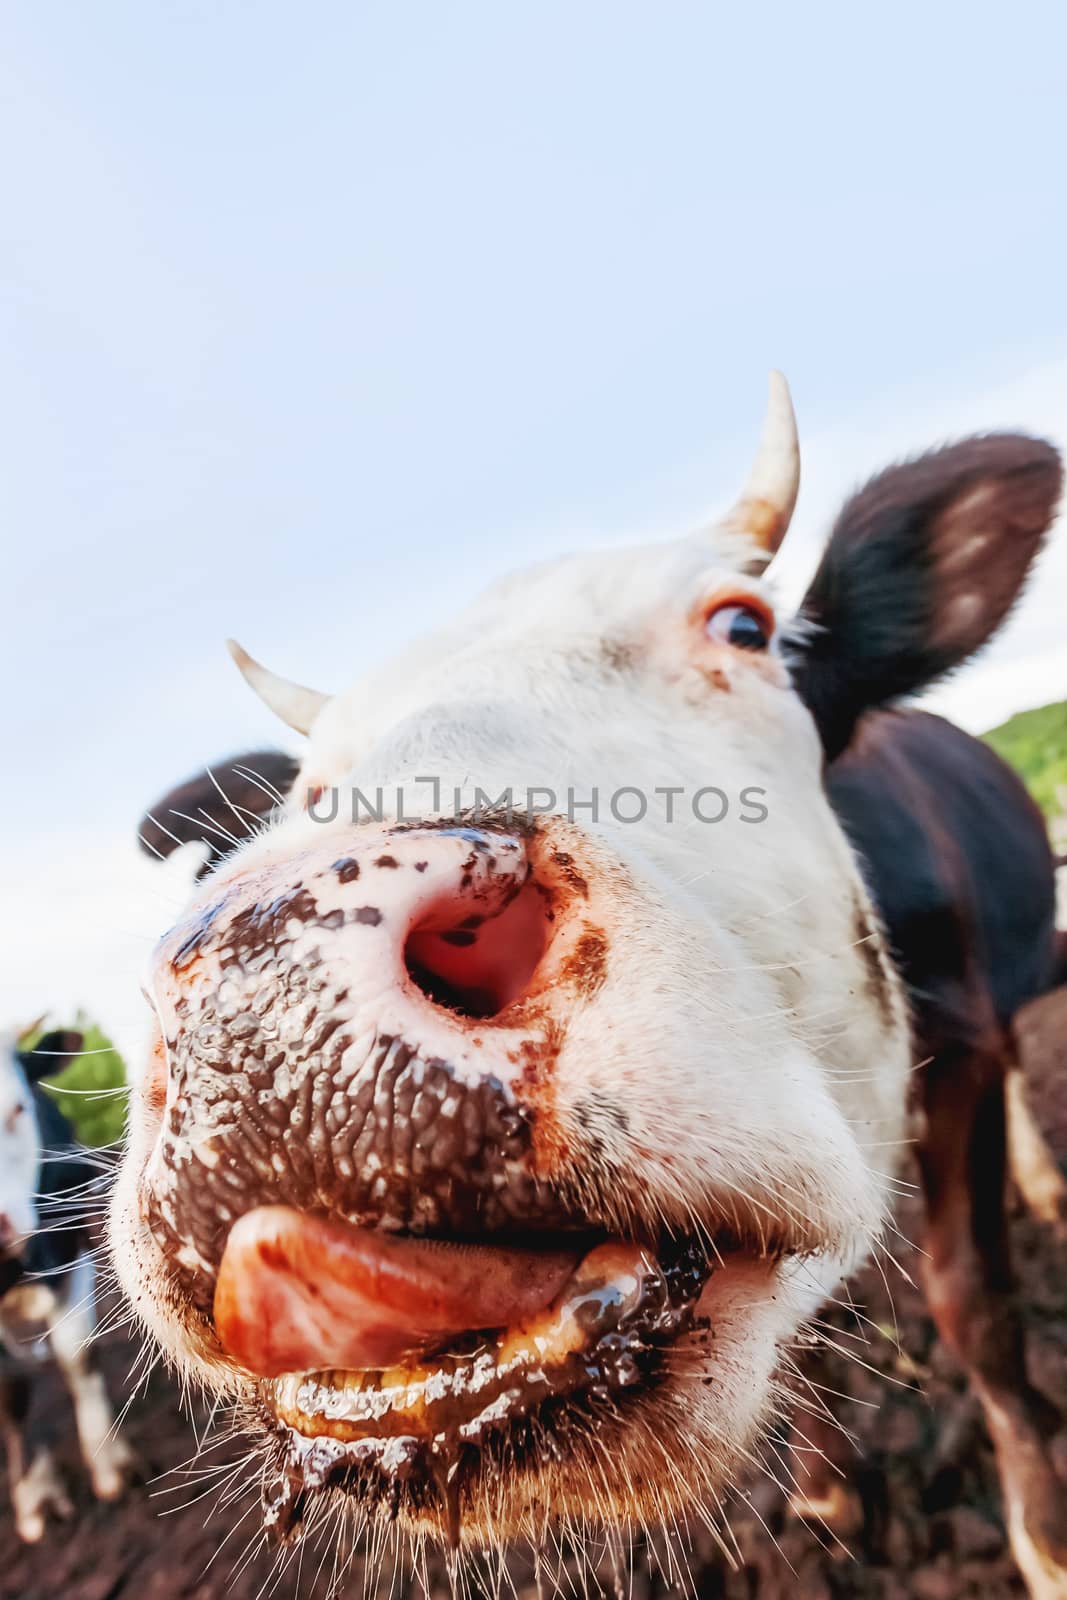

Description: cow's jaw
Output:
[235,1218,715,1545]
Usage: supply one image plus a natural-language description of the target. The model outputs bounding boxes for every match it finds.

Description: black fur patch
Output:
[827,709,1058,1047]
[138,749,300,877]
[792,435,1061,760]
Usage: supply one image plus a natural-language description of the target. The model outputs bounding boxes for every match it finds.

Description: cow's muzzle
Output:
[136,819,816,1544]
[141,821,622,1294]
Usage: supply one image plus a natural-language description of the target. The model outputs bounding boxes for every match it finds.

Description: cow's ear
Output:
[789,434,1062,760]
[138,749,300,878]
[18,1029,84,1082]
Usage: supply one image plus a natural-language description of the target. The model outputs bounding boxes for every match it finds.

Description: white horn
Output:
[724,370,800,559]
[226,639,329,737]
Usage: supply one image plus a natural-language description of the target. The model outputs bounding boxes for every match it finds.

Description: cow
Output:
[112,377,1067,1596]
[1,1028,135,1541]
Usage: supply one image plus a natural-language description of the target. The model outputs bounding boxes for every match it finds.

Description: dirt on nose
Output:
[141,825,596,1309]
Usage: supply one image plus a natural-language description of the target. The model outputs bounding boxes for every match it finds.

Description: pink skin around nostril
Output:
[151,826,561,1076]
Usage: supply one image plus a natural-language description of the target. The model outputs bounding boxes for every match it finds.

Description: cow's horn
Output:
[725,370,800,559]
[226,640,329,736]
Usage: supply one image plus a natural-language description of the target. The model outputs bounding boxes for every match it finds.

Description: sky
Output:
[2,3,1066,1060]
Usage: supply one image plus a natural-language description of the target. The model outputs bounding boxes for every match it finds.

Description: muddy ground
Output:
[3,990,1065,1599]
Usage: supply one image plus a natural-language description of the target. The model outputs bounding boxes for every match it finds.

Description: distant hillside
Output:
[983,700,1067,822]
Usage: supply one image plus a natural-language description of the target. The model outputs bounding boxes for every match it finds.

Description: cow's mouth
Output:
[212,1207,715,1545]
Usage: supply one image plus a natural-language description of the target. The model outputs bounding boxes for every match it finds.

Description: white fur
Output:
[1,1257,135,1535]
[0,1032,41,1252]
[10,1448,72,1543]
[47,1257,136,1501]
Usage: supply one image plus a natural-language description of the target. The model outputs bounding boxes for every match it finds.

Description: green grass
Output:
[20,1017,128,1148]
[982,699,1067,823]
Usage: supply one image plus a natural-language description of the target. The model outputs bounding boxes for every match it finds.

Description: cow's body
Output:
[0,1032,134,1541]
[781,710,1067,1590]
[114,381,1067,1597]
[829,708,1060,1027]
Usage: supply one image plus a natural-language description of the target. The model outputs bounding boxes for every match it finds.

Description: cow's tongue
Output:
[213,1206,581,1379]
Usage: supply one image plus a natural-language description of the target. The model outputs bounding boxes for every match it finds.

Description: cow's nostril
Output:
[404,879,551,1019]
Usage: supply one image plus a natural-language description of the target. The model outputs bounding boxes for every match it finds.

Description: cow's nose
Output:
[146,822,602,1280]
[158,823,560,1037]
[144,825,591,1273]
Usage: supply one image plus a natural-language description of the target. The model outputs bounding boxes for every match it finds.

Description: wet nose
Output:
[146,823,595,1279]
[157,823,557,1041]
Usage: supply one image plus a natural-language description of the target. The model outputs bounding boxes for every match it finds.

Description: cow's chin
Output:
[110,1146,830,1551]
[253,1249,798,1550]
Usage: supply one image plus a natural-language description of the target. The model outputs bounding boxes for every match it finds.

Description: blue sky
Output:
[2,3,1066,1043]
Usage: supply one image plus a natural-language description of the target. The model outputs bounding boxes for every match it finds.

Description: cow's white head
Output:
[0,1029,82,1258]
[111,379,1060,1554]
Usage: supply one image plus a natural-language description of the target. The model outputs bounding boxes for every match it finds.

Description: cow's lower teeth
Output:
[266,1235,711,1441]
[268,1238,665,1438]
[259,1236,712,1544]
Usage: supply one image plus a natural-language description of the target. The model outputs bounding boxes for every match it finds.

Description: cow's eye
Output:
[704,601,772,651]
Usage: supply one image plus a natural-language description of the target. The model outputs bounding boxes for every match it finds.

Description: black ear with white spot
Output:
[17,1029,84,1083]
[138,749,300,878]
[790,434,1062,760]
